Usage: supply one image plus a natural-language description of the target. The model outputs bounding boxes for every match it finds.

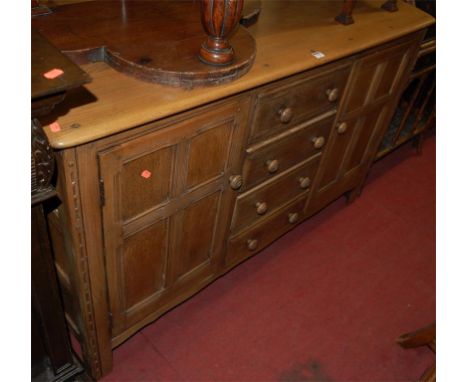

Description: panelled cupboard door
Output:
[98,101,246,336]
[315,37,416,195]
[317,106,388,193]
[341,39,414,115]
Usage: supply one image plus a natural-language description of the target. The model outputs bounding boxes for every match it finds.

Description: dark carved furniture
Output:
[32,0,256,88]
[32,1,434,379]
[31,29,90,382]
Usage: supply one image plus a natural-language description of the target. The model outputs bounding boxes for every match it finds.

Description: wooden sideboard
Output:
[32,1,434,379]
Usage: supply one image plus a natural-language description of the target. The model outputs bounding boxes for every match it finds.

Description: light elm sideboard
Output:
[32,1,434,378]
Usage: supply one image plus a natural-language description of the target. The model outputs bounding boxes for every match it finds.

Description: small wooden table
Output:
[31,29,90,382]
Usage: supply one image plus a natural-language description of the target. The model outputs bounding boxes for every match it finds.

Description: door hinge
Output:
[108,312,113,334]
[99,179,106,207]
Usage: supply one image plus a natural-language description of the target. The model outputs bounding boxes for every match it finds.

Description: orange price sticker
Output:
[43,68,64,79]
[49,122,61,133]
[141,170,152,179]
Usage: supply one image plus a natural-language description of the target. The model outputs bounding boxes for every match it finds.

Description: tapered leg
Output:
[396,322,435,350]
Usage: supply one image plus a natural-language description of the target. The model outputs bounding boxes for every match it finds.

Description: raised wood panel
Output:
[374,52,407,100]
[345,109,383,173]
[344,63,378,113]
[121,146,174,221]
[171,192,221,281]
[342,41,413,115]
[123,219,168,309]
[186,122,233,190]
[318,118,359,191]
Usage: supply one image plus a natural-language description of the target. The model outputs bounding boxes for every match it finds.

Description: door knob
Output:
[229,175,243,190]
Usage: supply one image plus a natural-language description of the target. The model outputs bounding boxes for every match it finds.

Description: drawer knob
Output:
[255,201,268,215]
[288,212,299,224]
[229,175,243,190]
[299,177,311,189]
[311,136,326,149]
[337,122,348,134]
[278,107,293,123]
[326,88,339,102]
[266,159,279,174]
[247,239,258,251]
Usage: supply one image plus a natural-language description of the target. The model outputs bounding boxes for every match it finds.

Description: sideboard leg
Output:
[412,134,424,155]
[335,0,357,25]
[55,149,114,380]
[346,187,360,204]
[381,0,398,12]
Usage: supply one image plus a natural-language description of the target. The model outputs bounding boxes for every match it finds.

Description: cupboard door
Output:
[316,106,389,195]
[313,37,418,206]
[342,39,414,115]
[98,101,247,336]
[316,117,359,191]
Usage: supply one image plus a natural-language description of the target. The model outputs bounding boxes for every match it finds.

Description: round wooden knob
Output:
[266,159,279,174]
[255,202,268,215]
[247,239,258,251]
[337,122,348,134]
[299,177,310,189]
[326,88,339,102]
[288,212,299,224]
[311,136,326,149]
[229,175,243,190]
[278,107,293,123]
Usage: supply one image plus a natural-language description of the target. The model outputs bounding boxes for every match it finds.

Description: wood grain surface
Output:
[32,1,256,88]
[31,28,90,100]
[34,1,433,150]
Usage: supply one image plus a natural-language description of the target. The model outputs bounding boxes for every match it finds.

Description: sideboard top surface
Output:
[36,0,434,149]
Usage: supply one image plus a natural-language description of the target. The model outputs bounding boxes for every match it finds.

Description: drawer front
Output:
[226,196,307,266]
[243,112,334,190]
[249,66,349,142]
[231,156,319,233]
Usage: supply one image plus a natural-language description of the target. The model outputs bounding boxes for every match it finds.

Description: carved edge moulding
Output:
[31,0,256,88]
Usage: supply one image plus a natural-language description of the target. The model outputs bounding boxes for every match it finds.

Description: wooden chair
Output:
[396,322,436,382]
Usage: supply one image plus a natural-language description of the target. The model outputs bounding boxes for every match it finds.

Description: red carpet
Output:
[102,135,436,382]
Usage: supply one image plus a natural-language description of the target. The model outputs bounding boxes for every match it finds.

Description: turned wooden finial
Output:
[198,0,244,66]
[381,0,398,12]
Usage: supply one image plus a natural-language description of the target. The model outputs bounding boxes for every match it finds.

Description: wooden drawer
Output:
[226,196,307,266]
[249,65,350,142]
[231,156,319,233]
[242,111,335,190]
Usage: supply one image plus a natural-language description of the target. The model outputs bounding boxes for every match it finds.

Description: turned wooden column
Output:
[336,0,398,25]
[198,0,244,66]
[335,0,357,25]
[382,0,398,12]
